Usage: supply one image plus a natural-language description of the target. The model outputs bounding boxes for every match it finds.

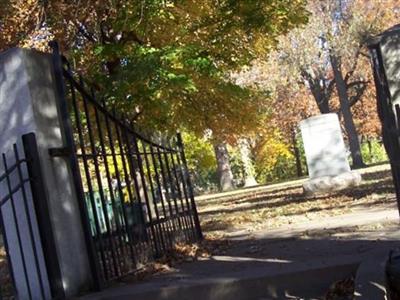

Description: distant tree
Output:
[237,0,400,169]
[234,58,318,178]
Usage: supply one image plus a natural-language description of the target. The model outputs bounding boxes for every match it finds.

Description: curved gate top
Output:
[50,42,202,289]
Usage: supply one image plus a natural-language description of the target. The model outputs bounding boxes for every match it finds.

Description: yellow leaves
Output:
[0,0,52,51]
[254,129,293,172]
[165,1,175,8]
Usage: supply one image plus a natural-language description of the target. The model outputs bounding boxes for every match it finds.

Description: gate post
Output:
[0,47,93,296]
[368,25,400,216]
[50,41,103,291]
[22,133,65,299]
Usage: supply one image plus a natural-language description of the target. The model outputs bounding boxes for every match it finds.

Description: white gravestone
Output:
[300,114,361,194]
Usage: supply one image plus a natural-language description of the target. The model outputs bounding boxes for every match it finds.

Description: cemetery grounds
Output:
[0,163,397,299]
[133,163,398,299]
[198,164,396,239]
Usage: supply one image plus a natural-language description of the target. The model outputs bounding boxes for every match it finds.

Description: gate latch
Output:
[48,146,73,157]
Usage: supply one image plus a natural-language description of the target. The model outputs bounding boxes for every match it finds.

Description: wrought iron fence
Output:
[0,133,55,300]
[51,42,202,288]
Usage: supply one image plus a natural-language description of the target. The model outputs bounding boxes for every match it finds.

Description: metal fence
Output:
[369,43,400,213]
[50,42,202,288]
[0,133,59,300]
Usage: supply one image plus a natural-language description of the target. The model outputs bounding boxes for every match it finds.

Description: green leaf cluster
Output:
[44,0,308,140]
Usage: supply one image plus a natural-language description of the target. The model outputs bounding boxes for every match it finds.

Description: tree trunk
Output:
[213,142,234,191]
[330,54,364,168]
[238,139,258,187]
[316,97,331,114]
[301,70,333,114]
[291,131,303,177]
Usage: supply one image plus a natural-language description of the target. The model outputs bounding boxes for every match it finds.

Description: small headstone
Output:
[300,113,361,194]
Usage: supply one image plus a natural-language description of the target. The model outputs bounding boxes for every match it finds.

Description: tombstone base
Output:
[244,177,258,187]
[303,171,362,195]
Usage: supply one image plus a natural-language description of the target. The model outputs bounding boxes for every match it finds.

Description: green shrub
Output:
[361,139,388,165]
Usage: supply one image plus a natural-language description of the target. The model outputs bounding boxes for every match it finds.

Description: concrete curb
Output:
[79,258,360,300]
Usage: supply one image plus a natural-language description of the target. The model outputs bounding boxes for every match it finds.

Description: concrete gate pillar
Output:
[0,48,92,297]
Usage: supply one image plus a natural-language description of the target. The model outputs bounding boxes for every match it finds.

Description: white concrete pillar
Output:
[0,48,92,297]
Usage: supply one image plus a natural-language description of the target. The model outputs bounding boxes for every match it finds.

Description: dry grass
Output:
[198,165,396,237]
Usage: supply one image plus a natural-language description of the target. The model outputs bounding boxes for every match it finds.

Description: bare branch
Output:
[344,45,363,82]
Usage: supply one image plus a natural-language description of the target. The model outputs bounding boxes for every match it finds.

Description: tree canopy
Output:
[236,0,399,165]
[2,0,393,190]
[0,0,308,141]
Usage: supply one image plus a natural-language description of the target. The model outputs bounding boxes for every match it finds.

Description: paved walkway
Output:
[80,203,400,300]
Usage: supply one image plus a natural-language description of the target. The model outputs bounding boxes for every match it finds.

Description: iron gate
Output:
[0,133,62,300]
[369,42,400,213]
[50,42,202,289]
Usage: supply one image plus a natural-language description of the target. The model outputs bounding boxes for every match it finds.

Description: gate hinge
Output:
[48,146,73,157]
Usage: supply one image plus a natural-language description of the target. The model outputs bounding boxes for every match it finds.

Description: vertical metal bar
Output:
[161,146,184,235]
[166,143,191,241]
[149,146,174,249]
[68,79,110,281]
[155,146,179,236]
[2,154,32,299]
[22,133,65,299]
[131,136,160,255]
[93,100,130,274]
[83,89,122,277]
[141,142,166,252]
[167,142,195,241]
[0,206,15,299]
[173,143,196,241]
[149,147,168,219]
[120,126,149,251]
[13,144,46,299]
[114,124,140,262]
[50,41,102,290]
[101,99,137,266]
[176,133,203,240]
[393,105,400,213]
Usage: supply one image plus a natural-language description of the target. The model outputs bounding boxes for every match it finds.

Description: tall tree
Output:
[239,0,400,169]
[234,58,319,178]
[0,0,308,190]
[316,0,399,167]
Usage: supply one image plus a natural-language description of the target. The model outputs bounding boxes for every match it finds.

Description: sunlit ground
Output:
[197,164,395,238]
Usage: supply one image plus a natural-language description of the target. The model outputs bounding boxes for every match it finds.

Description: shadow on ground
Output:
[81,165,400,300]
[93,223,400,300]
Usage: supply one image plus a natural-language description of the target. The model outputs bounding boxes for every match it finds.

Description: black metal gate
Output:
[369,42,400,214]
[50,42,202,289]
[0,133,62,300]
